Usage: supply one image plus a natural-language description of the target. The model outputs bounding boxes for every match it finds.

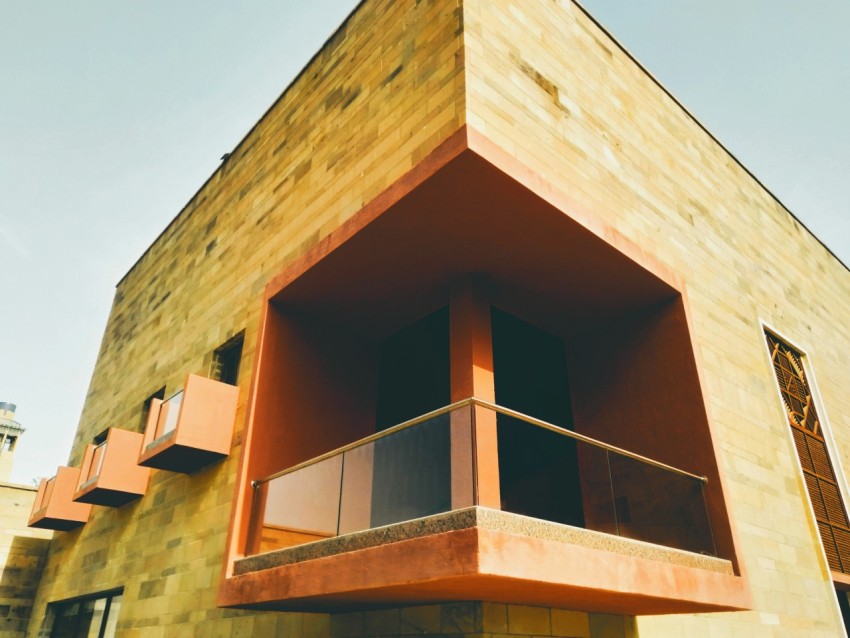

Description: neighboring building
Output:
[21,0,850,636]
[0,404,52,637]
[0,403,25,483]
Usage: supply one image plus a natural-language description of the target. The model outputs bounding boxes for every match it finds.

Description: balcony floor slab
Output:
[235,507,730,577]
[225,507,746,615]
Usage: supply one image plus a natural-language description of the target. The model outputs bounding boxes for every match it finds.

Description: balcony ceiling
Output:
[272,149,677,338]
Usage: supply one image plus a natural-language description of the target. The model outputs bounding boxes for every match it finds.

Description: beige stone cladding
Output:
[0,483,51,637]
[464,0,850,635]
[25,0,850,635]
[26,0,464,634]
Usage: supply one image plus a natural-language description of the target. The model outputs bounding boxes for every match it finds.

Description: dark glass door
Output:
[491,308,584,527]
[371,307,451,527]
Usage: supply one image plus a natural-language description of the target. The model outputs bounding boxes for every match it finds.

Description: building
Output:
[0,404,52,637]
[21,0,850,635]
[0,403,25,484]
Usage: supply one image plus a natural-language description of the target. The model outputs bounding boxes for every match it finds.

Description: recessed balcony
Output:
[28,467,92,531]
[138,374,238,473]
[219,146,749,614]
[73,428,151,507]
[229,399,740,614]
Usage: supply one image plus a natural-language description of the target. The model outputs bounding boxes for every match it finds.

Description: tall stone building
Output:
[23,0,850,636]
[0,404,52,637]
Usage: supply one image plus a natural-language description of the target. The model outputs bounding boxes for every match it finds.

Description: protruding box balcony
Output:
[73,428,151,507]
[28,467,92,531]
[138,374,238,473]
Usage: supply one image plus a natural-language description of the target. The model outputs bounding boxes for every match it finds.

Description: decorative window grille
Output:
[766,332,850,573]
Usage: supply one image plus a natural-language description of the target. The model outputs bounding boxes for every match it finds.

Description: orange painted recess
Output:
[28,466,92,531]
[138,374,239,474]
[73,428,151,507]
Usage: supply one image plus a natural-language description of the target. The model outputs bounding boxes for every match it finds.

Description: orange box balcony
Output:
[222,400,748,615]
[74,428,151,507]
[138,374,239,473]
[28,467,92,531]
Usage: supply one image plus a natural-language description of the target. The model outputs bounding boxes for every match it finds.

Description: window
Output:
[1,435,16,452]
[140,387,165,432]
[211,332,244,386]
[45,590,122,638]
[765,332,850,573]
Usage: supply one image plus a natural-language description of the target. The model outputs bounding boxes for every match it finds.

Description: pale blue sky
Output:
[1,1,847,484]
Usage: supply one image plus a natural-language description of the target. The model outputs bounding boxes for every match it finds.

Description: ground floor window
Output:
[46,590,122,638]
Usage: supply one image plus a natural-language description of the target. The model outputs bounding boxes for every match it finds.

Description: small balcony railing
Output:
[147,389,184,448]
[246,398,715,558]
[79,441,108,489]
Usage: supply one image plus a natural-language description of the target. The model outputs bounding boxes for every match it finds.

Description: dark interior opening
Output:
[492,307,585,527]
[375,307,450,431]
[139,387,166,434]
[213,332,245,386]
[837,588,850,633]
[371,307,451,527]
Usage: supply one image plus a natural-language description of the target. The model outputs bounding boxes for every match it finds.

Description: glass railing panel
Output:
[607,451,715,555]
[249,405,473,555]
[577,446,619,537]
[253,455,343,554]
[339,411,458,534]
[157,390,183,439]
[496,414,586,528]
[88,442,107,482]
[492,405,715,556]
[39,477,56,511]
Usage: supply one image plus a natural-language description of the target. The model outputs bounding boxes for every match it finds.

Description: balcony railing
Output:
[146,389,184,450]
[246,398,715,558]
[78,441,107,490]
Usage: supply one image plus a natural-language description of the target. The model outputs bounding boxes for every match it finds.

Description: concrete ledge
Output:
[235,507,732,576]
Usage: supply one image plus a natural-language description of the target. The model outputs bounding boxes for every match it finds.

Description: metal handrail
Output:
[252,398,708,486]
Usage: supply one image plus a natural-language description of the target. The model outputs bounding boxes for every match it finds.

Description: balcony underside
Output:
[227,507,746,615]
[73,484,143,507]
[138,440,226,473]
[28,513,86,532]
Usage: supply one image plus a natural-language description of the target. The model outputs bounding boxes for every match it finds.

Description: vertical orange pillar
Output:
[450,276,500,510]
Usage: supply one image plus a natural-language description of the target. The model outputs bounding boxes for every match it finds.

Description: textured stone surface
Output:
[234,507,732,576]
[326,602,618,638]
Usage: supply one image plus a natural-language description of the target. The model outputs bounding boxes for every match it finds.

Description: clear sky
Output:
[1,1,847,484]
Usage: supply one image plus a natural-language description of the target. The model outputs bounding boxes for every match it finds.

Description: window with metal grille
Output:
[766,332,850,574]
